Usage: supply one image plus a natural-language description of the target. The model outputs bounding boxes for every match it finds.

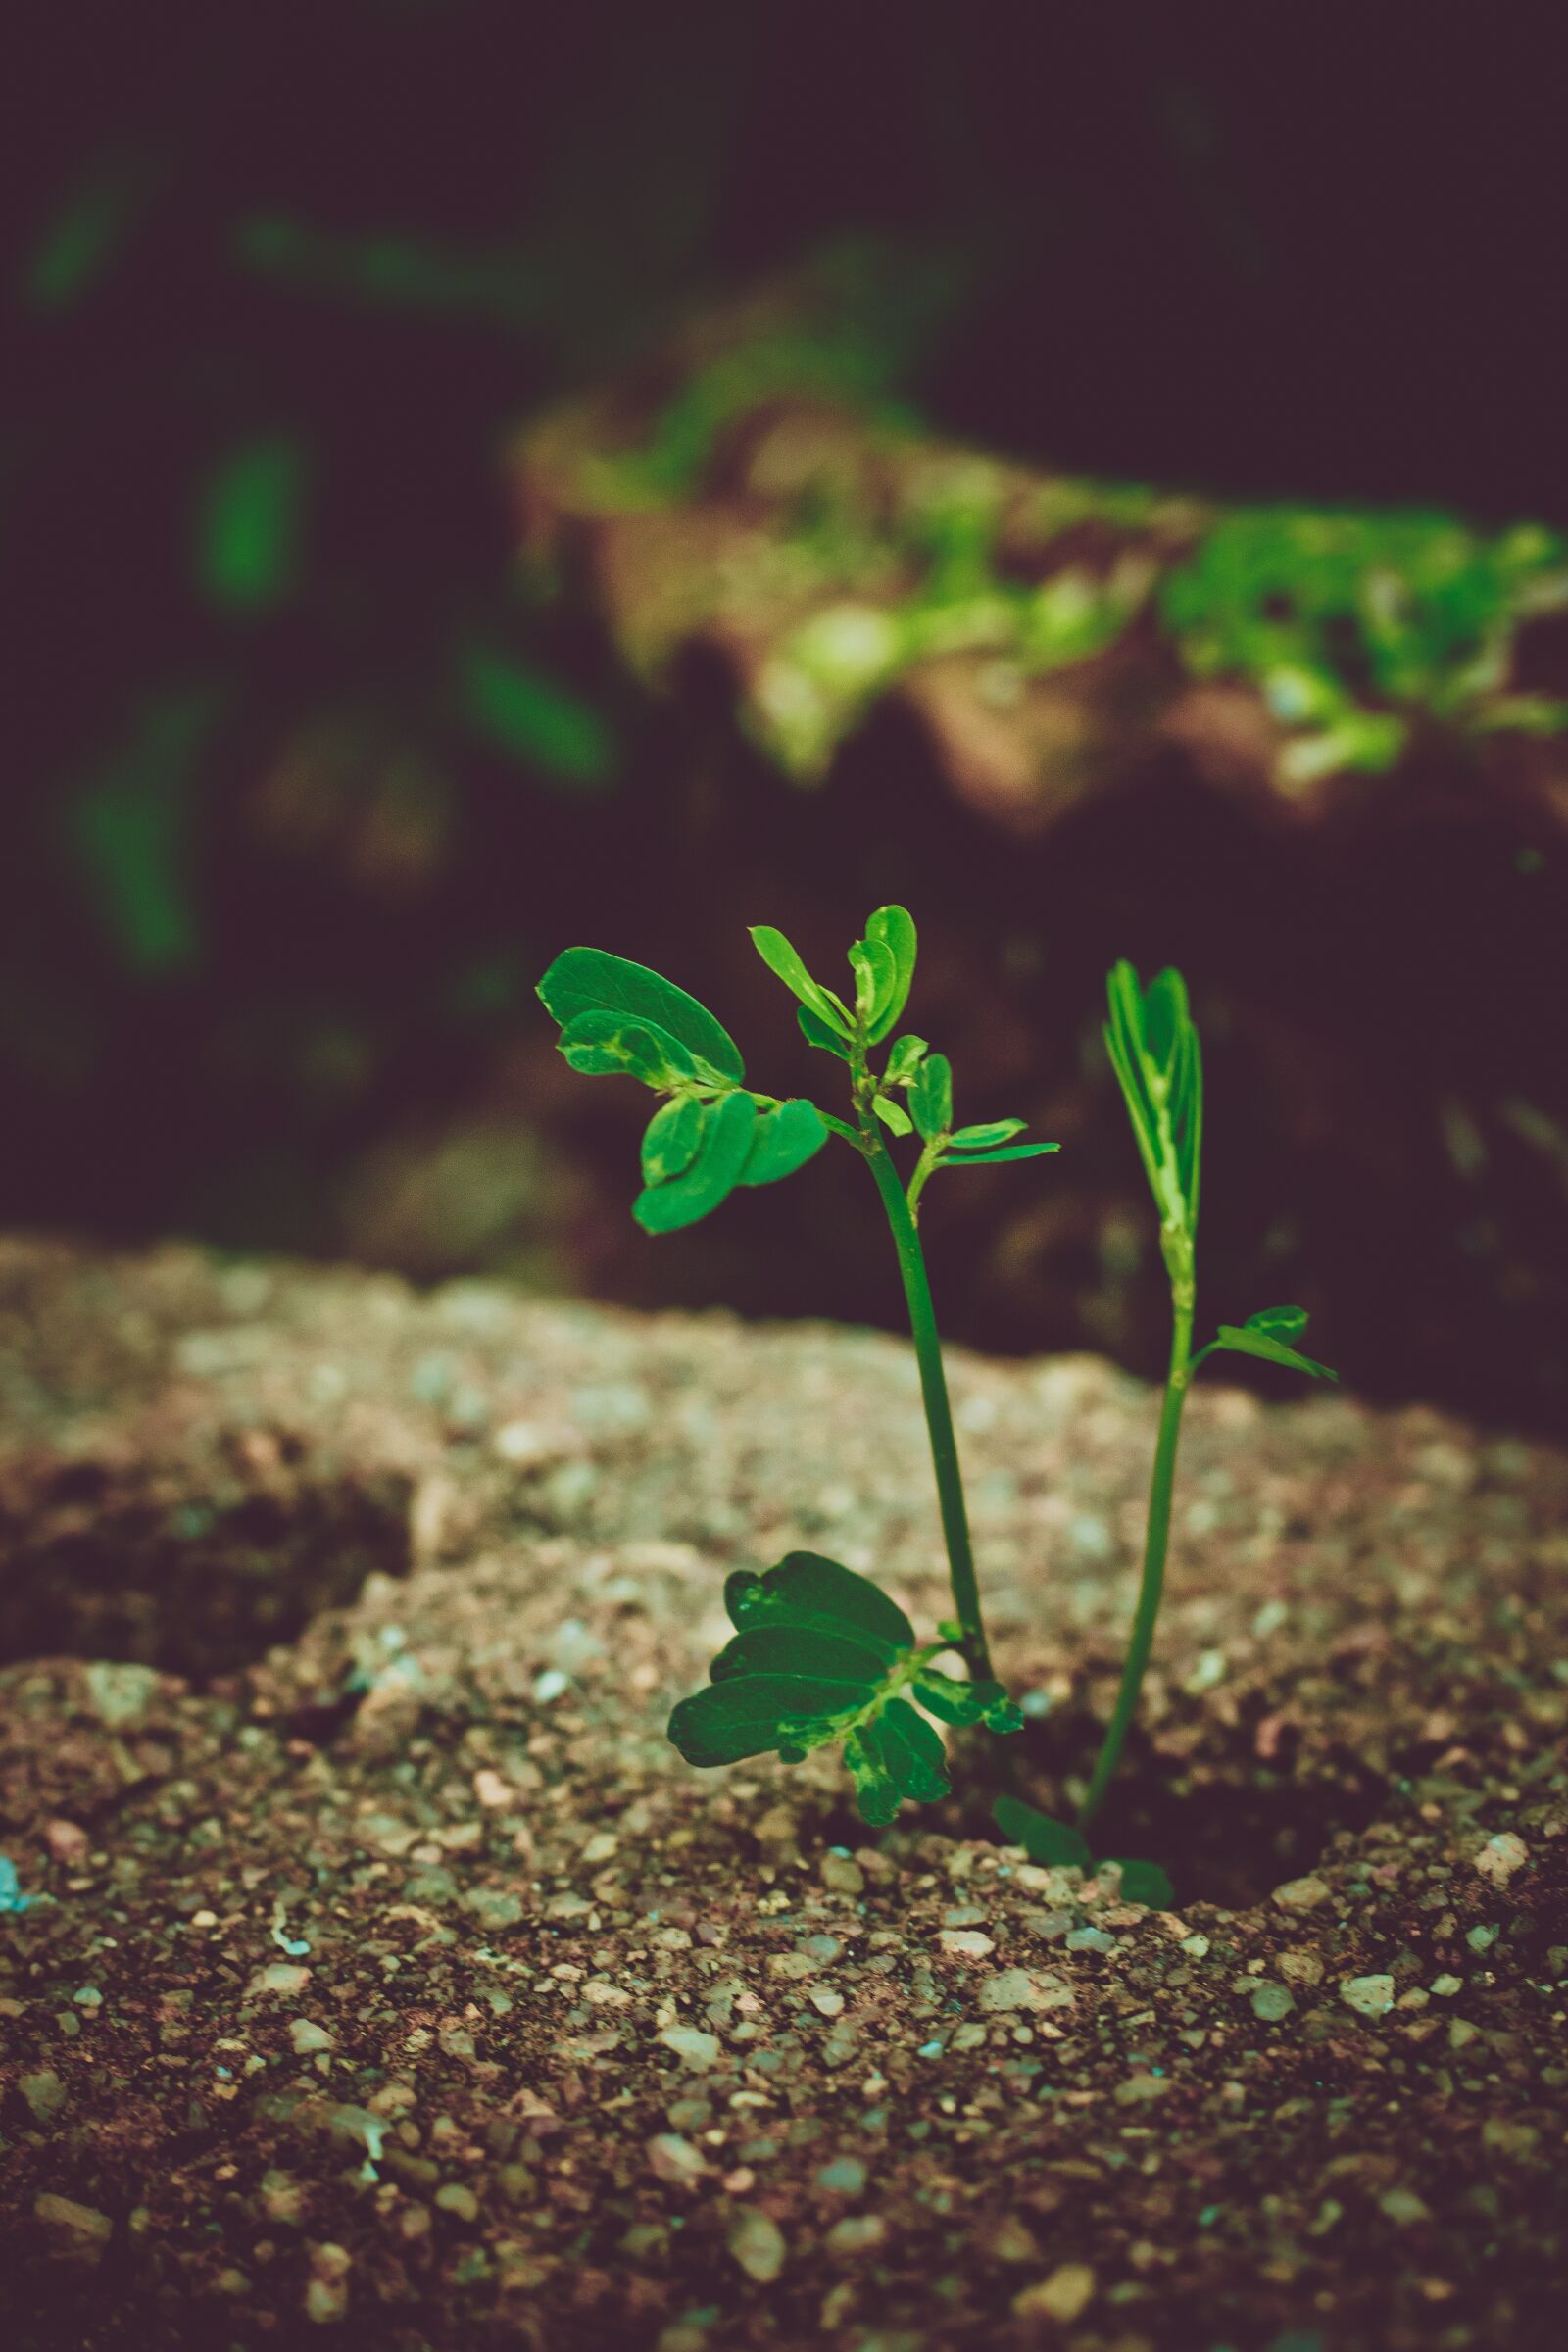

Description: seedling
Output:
[994,962,1337,1897]
[538,907,1056,1828]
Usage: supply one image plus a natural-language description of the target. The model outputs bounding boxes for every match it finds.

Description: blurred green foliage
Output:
[198,438,307,610]
[456,641,617,788]
[68,690,224,973]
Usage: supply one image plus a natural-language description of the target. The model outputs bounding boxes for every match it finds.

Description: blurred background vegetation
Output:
[5,1,1568,1433]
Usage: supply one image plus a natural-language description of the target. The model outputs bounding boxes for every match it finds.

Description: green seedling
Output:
[538,908,1058,1828]
[994,961,1338,1896]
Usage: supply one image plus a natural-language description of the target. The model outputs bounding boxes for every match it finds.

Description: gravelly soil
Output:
[1,1236,1565,2352]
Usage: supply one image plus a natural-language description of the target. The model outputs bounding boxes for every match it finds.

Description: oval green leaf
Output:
[947,1118,1027,1151]
[641,1096,708,1186]
[750,926,852,1034]
[864,906,917,1042]
[710,1625,888,1687]
[992,1795,1092,1871]
[939,1140,1060,1166]
[560,1009,697,1090]
[633,1091,758,1232]
[910,1052,953,1140]
[739,1099,828,1187]
[724,1552,914,1658]
[668,1674,868,1767]
[539,947,744,1081]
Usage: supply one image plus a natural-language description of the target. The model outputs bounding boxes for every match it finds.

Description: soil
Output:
[1,1234,1565,2351]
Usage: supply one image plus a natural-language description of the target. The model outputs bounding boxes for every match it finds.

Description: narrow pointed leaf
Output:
[641,1096,708,1186]
[798,1004,853,1059]
[947,1119,1027,1151]
[540,948,744,1081]
[864,906,917,1041]
[560,1009,697,1089]
[750,926,852,1034]
[910,1052,953,1140]
[939,1141,1060,1166]
[740,1099,828,1187]
[633,1091,758,1232]
[872,1094,913,1137]
[1211,1323,1338,1380]
[992,1796,1092,1871]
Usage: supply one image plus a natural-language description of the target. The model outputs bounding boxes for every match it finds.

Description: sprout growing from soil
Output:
[538,908,1055,1830]
[538,925,1335,1897]
[993,963,1338,1892]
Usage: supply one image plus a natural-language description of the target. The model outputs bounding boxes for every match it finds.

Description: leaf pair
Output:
[1104,960,1202,1239]
[537,947,829,1232]
[754,905,916,1049]
[992,1794,1174,1910]
[668,1552,1022,1828]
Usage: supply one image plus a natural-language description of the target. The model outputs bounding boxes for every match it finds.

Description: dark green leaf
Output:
[668,1674,868,1767]
[939,1141,1061,1166]
[1105,1857,1176,1908]
[910,1052,953,1139]
[876,1698,952,1801]
[560,1010,697,1089]
[947,1119,1027,1151]
[872,1095,913,1137]
[198,436,306,612]
[844,1724,901,1826]
[914,1670,1024,1734]
[864,906,917,1041]
[992,1796,1092,1871]
[882,1034,928,1087]
[633,1092,758,1232]
[1212,1323,1338,1381]
[540,948,744,1082]
[460,644,616,788]
[750,926,852,1033]
[724,1553,914,1659]
[740,1099,828,1187]
[710,1626,888,1687]
[798,1004,853,1059]
[1245,1304,1309,1339]
[641,1097,708,1186]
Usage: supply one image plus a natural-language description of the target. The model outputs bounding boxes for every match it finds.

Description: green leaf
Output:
[724,1553,914,1659]
[848,936,895,1027]
[539,948,744,1082]
[460,643,616,788]
[750,926,852,1034]
[633,1092,758,1232]
[909,1052,953,1140]
[1244,1304,1309,1340]
[710,1625,889,1687]
[864,906,917,1041]
[914,1670,1024,1735]
[641,1097,708,1186]
[669,1674,871,1767]
[992,1796,1092,1871]
[1211,1323,1338,1381]
[947,1119,1027,1151]
[560,1010,697,1089]
[882,1034,928,1087]
[198,436,306,612]
[872,1095,913,1137]
[874,1698,952,1801]
[798,1004,853,1059]
[1104,1857,1175,1909]
[939,1141,1061,1166]
[1103,959,1202,1233]
[740,1100,828,1187]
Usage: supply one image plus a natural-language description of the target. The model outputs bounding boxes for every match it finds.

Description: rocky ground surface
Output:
[1,1235,1565,2351]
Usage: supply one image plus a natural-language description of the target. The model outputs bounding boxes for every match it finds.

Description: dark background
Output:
[5,1,1568,1431]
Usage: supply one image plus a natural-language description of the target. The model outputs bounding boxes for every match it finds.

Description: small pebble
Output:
[1340,1974,1396,2018]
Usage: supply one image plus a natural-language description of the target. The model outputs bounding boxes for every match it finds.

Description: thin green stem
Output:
[858,1112,994,1686]
[1078,1259,1195,1830]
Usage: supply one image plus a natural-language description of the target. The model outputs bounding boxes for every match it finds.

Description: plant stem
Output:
[861,1128,995,1685]
[1077,1263,1195,1830]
